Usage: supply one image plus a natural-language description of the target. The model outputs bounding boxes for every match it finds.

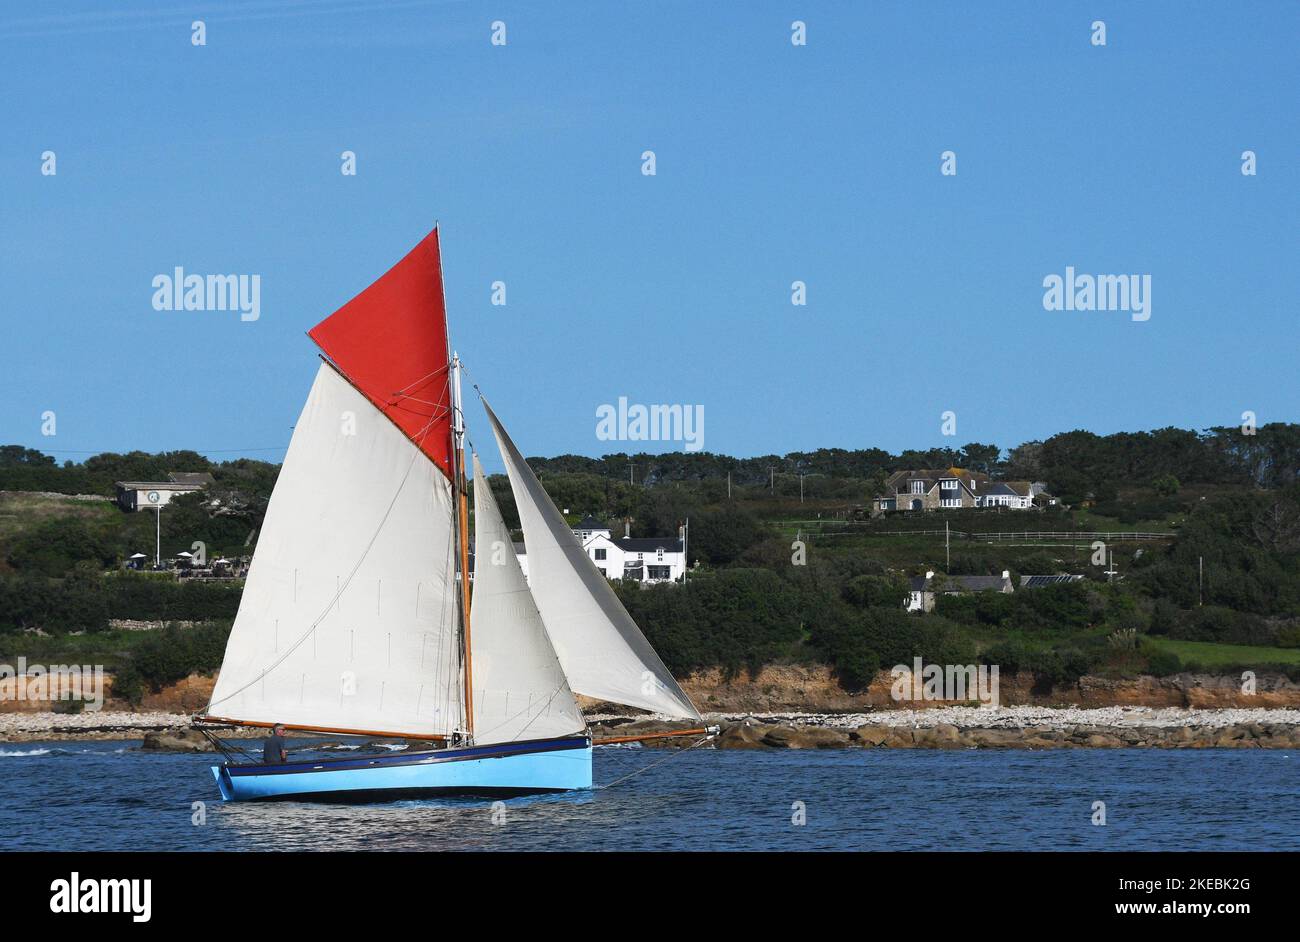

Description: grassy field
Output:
[1144,636,1300,667]
[0,629,147,670]
[0,491,119,542]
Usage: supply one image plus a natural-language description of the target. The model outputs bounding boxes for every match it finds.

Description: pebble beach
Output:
[5,705,1300,748]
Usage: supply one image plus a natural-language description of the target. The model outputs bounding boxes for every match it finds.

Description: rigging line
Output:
[394,396,450,409]
[388,363,452,399]
[596,732,716,791]
[206,411,442,713]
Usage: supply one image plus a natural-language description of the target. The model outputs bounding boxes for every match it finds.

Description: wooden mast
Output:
[433,223,474,743]
[452,353,474,742]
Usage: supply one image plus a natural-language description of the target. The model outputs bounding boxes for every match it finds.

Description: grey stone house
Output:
[905,569,1014,612]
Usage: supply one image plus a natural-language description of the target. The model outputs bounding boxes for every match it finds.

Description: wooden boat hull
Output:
[211,736,592,802]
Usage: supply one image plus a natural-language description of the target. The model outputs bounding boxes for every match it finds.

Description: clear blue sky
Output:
[2,1,1296,472]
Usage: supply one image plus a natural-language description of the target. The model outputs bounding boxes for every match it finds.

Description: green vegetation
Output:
[1143,637,1300,669]
[110,622,232,705]
[1,423,1297,694]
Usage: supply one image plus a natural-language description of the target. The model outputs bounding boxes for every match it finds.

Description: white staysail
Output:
[470,456,585,744]
[206,363,463,738]
[483,402,701,720]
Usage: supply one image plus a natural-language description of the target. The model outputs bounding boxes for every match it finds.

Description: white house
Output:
[114,472,214,512]
[514,515,687,586]
[974,482,1035,509]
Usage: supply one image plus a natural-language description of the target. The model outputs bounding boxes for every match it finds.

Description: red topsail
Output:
[308,227,454,478]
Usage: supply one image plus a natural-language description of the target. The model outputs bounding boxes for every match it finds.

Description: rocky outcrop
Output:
[760,725,850,749]
[707,718,1300,750]
[141,728,213,752]
[678,665,1300,712]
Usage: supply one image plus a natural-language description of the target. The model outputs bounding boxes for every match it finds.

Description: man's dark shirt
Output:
[263,734,286,764]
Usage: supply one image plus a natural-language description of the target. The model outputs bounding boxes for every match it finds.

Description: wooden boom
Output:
[194,715,449,741]
[591,726,718,746]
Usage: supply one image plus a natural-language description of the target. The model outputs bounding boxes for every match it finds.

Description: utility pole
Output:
[945,520,950,571]
[1198,556,1203,606]
[154,506,162,569]
[799,472,805,503]
[682,518,689,586]
[628,462,634,485]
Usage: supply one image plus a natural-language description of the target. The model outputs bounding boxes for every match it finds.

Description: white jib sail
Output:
[206,362,463,737]
[483,402,701,720]
[470,456,585,744]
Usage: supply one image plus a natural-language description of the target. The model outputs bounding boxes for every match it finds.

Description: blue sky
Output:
[2,1,1296,471]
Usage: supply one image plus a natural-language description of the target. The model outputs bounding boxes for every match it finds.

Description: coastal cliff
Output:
[4,664,1300,716]
[677,664,1300,711]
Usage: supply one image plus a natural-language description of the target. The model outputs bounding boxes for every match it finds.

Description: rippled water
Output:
[2,742,1296,851]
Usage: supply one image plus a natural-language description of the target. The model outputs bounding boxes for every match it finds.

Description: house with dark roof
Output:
[906,569,1014,612]
[510,515,687,586]
[871,468,1050,514]
[114,471,215,512]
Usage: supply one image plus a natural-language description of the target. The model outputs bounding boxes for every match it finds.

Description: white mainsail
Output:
[483,402,701,720]
[470,456,585,744]
[206,363,463,737]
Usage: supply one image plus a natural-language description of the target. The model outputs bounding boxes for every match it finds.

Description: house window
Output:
[637,552,643,560]
[594,548,607,561]
[656,548,664,561]
[647,565,671,580]
[910,481,924,494]
[941,479,957,490]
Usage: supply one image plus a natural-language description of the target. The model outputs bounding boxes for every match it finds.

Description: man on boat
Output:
[262,724,287,764]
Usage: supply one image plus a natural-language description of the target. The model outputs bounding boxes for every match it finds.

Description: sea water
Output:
[1,742,1295,851]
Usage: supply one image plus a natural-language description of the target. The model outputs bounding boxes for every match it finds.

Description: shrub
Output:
[1140,643,1183,677]
[981,639,1029,674]
[112,621,232,704]
[841,574,908,609]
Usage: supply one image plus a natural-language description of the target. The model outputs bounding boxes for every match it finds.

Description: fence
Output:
[794,526,1174,542]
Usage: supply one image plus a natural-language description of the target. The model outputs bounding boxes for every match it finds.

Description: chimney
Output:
[925,570,935,580]
[1001,570,1010,581]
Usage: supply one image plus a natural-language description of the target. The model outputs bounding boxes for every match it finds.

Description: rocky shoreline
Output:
[602,705,1300,750]
[4,706,1300,751]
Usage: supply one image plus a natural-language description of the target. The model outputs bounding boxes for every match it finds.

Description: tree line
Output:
[4,422,1297,505]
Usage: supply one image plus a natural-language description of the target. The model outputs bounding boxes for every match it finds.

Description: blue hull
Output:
[211,736,593,802]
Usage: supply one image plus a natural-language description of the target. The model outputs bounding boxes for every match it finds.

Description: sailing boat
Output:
[195,228,712,801]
